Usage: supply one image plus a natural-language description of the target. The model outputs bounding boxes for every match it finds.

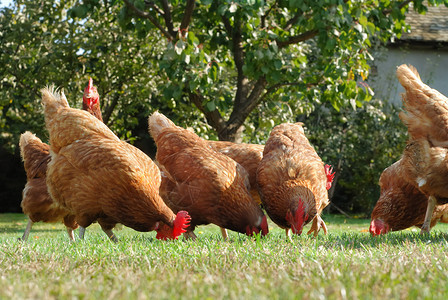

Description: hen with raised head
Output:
[41,87,190,241]
[370,159,448,235]
[256,122,334,238]
[149,112,268,239]
[19,78,100,241]
[397,64,448,233]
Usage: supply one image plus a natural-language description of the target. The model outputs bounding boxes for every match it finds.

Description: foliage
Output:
[305,100,408,215]
[75,0,448,141]
[0,0,162,152]
[2,213,448,299]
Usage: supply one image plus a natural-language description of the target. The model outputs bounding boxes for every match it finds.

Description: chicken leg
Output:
[220,227,229,240]
[421,196,437,234]
[19,218,34,241]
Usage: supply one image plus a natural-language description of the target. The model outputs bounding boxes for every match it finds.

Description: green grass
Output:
[1,213,448,299]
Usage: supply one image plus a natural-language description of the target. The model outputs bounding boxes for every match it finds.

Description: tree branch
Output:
[179,0,196,36]
[123,0,174,40]
[283,11,303,31]
[261,0,277,29]
[103,85,122,125]
[222,13,249,110]
[276,29,319,48]
[187,90,226,134]
[226,76,267,135]
[159,0,175,37]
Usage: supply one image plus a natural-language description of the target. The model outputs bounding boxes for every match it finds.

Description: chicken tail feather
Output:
[41,86,69,116]
[148,111,177,140]
[19,132,41,162]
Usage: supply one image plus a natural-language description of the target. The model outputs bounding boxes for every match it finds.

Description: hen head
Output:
[325,164,335,190]
[369,219,390,236]
[245,215,269,237]
[285,200,310,235]
[82,78,100,111]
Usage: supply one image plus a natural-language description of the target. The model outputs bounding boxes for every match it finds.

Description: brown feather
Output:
[42,89,175,233]
[208,141,264,205]
[149,112,267,235]
[371,159,448,232]
[256,123,329,232]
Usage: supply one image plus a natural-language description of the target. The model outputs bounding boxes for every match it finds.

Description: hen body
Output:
[257,123,330,237]
[42,88,189,241]
[208,141,264,205]
[370,159,448,235]
[19,132,77,241]
[149,112,268,239]
[19,79,101,241]
[397,64,448,233]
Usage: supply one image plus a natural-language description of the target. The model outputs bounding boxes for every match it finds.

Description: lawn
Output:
[1,213,448,299]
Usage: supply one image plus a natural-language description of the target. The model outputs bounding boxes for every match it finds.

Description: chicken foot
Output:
[66,227,75,242]
[183,230,197,240]
[307,215,328,237]
[285,229,293,242]
[101,228,118,243]
[421,196,437,234]
[18,218,34,241]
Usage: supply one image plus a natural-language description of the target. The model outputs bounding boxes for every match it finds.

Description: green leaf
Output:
[206,101,216,111]
[175,39,185,55]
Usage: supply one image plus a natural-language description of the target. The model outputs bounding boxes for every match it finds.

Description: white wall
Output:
[370,47,448,105]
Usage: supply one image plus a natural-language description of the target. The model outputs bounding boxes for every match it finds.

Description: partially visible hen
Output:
[149,112,268,239]
[19,78,100,241]
[256,122,334,238]
[42,87,190,241]
[370,159,448,235]
[208,141,264,205]
[397,64,448,233]
[208,141,264,238]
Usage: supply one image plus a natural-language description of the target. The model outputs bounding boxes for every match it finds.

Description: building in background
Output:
[371,4,448,104]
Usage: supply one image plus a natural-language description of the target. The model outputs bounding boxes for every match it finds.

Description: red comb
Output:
[156,211,191,240]
[285,200,309,235]
[172,211,191,239]
[245,225,260,236]
[325,164,335,190]
[369,219,389,236]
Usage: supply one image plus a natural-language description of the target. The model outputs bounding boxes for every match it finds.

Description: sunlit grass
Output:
[1,213,448,299]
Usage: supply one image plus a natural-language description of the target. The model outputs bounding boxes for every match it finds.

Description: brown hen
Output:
[19,78,100,241]
[41,87,190,241]
[370,159,448,235]
[149,112,268,239]
[397,64,448,233]
[256,122,334,238]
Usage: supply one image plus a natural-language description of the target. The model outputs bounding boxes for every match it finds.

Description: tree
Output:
[73,0,447,142]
